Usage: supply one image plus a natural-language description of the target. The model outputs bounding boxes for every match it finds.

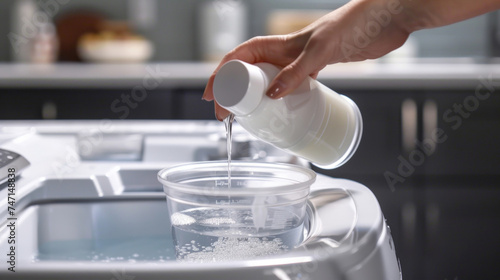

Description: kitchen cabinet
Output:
[318,88,500,178]
[311,90,424,280]
[171,88,215,120]
[0,88,175,119]
[421,90,500,176]
[422,177,500,279]
[312,88,500,280]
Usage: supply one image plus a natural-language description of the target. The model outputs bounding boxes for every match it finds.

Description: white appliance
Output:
[0,120,401,279]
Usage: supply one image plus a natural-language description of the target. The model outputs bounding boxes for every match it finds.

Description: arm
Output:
[203,0,500,120]
[401,0,500,30]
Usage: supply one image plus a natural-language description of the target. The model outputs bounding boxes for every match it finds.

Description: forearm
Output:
[395,0,500,32]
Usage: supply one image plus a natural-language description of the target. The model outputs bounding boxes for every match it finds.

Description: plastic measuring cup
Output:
[157,161,316,261]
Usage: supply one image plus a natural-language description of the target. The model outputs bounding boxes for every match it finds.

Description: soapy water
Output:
[175,236,287,262]
[171,207,304,262]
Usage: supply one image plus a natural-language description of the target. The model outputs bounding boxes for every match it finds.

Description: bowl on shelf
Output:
[78,30,154,63]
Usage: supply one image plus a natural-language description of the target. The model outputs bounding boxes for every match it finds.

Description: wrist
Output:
[390,0,441,32]
[351,0,414,33]
[356,0,433,33]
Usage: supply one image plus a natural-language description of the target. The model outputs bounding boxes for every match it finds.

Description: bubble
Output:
[171,212,196,226]
[178,237,287,262]
[199,217,236,226]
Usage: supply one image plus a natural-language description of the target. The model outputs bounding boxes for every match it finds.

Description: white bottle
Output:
[10,0,38,62]
[198,0,247,61]
[213,60,363,169]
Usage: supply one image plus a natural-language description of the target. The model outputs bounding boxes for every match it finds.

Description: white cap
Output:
[213,60,266,115]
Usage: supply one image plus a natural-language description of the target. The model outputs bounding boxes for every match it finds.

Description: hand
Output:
[203,0,410,120]
[202,0,500,121]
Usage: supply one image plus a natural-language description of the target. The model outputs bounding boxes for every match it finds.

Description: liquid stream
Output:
[223,113,235,189]
[169,113,304,261]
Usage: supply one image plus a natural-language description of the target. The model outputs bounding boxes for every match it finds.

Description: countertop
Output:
[1,58,499,90]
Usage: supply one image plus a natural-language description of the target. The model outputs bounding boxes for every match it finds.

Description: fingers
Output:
[202,73,216,101]
[202,35,292,102]
[214,102,230,121]
[310,71,319,79]
[203,33,325,120]
[266,37,327,99]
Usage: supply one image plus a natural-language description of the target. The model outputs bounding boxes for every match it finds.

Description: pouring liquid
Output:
[223,114,235,189]
[222,113,269,231]
[169,114,305,261]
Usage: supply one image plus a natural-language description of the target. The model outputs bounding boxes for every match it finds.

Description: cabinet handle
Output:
[425,202,440,253]
[42,101,57,119]
[423,99,438,154]
[402,202,417,249]
[401,98,417,154]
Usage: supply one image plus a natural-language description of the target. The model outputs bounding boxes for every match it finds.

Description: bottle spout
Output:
[213,60,266,115]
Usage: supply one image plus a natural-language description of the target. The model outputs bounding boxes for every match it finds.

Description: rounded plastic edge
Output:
[312,95,363,170]
[213,60,266,115]
[157,160,317,196]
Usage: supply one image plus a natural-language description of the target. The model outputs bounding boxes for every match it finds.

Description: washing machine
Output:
[0,120,401,279]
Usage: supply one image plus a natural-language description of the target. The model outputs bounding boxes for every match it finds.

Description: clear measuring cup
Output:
[157,161,316,261]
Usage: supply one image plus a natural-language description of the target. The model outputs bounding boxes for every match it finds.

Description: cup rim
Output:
[158,160,316,196]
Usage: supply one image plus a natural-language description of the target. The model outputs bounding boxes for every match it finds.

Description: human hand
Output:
[202,0,412,121]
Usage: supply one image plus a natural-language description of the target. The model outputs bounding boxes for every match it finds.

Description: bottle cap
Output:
[213,60,266,115]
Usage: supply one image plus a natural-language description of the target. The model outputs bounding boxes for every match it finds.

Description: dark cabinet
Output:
[320,88,500,180]
[422,90,500,176]
[171,89,216,120]
[311,88,500,280]
[0,88,176,119]
[423,178,500,279]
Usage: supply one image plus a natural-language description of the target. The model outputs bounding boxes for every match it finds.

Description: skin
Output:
[202,0,500,121]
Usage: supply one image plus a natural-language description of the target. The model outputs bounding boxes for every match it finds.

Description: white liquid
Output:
[287,88,361,167]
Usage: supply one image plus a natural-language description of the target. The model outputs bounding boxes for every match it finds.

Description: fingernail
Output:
[215,110,225,122]
[266,80,287,99]
[201,90,209,101]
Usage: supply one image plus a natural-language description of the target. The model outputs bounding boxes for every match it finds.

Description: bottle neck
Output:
[213,60,272,116]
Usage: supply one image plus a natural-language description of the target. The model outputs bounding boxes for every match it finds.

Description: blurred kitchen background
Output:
[0,0,499,62]
[1,0,500,279]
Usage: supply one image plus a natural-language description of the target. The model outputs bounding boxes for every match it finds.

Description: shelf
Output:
[1,59,499,90]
